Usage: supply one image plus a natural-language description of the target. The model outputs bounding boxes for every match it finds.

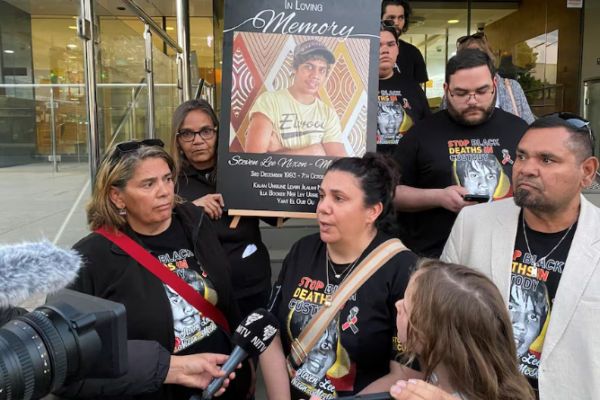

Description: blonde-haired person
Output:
[393,259,535,400]
[439,33,535,124]
[68,140,252,400]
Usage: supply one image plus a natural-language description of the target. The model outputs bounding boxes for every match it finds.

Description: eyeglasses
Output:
[544,112,595,155]
[177,127,217,142]
[448,86,496,104]
[457,32,487,46]
[109,139,164,163]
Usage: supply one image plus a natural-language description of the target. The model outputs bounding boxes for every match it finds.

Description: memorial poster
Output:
[217,0,380,214]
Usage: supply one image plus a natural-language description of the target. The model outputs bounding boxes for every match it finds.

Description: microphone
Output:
[200,308,279,400]
[0,240,83,308]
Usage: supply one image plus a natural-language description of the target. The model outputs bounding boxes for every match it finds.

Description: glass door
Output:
[584,78,600,158]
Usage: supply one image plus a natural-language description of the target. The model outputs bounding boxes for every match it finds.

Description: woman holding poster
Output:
[262,153,419,399]
[170,100,274,321]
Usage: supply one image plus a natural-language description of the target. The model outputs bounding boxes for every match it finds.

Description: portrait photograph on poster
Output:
[217,0,380,217]
[228,32,370,159]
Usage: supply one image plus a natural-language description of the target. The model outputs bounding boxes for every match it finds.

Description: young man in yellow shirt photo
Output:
[245,39,348,157]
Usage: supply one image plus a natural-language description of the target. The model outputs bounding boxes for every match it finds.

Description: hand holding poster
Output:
[217,0,380,216]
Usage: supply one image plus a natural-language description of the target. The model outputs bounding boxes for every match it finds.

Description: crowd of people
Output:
[2,1,596,400]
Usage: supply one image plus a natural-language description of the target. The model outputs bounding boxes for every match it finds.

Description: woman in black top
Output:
[260,153,419,400]
[170,100,273,319]
[70,141,251,400]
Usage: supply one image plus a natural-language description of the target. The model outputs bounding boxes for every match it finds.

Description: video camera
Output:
[0,290,128,400]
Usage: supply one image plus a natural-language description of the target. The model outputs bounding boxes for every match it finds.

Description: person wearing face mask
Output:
[259,152,419,400]
[68,141,252,400]
[381,0,428,85]
[378,25,431,155]
[170,99,273,324]
[393,49,529,258]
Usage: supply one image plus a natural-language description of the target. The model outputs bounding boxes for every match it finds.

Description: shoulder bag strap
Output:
[505,78,519,117]
[290,238,408,366]
[94,227,230,333]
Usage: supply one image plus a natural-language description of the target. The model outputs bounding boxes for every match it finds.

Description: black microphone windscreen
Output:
[232,308,279,357]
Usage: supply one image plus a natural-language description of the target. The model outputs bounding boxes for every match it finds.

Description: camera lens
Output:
[0,308,75,400]
[0,290,126,400]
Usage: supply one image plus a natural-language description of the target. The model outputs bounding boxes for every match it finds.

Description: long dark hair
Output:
[170,99,220,186]
[326,152,400,236]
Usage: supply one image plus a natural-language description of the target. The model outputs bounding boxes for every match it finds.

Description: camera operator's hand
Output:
[165,353,238,396]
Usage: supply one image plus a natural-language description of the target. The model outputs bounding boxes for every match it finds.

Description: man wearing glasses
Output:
[245,40,347,157]
[442,113,600,400]
[392,49,529,258]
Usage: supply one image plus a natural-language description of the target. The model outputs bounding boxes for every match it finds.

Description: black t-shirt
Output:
[377,72,432,155]
[511,211,576,395]
[394,109,528,258]
[395,40,429,84]
[268,231,417,399]
[177,165,273,299]
[137,217,232,356]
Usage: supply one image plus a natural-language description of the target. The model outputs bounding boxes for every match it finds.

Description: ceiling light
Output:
[4,50,14,54]
[166,27,174,31]
[207,35,213,47]
[69,26,77,29]
[67,44,77,49]
[127,57,134,60]
[448,20,460,24]
[69,56,76,59]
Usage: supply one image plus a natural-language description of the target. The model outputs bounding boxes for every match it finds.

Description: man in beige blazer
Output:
[442,114,600,400]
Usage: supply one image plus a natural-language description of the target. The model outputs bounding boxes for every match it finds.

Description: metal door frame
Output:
[78,0,193,183]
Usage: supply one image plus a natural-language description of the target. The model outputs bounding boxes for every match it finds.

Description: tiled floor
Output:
[0,162,91,310]
[0,162,90,248]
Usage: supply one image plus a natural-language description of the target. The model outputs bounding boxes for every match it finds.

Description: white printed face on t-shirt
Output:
[166,285,202,335]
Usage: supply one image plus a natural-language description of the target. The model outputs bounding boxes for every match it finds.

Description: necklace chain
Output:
[328,253,359,279]
[522,212,578,274]
[324,249,361,303]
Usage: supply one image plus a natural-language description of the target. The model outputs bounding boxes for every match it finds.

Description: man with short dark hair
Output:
[377,25,431,154]
[381,0,428,84]
[393,49,529,257]
[442,114,600,400]
[246,39,347,156]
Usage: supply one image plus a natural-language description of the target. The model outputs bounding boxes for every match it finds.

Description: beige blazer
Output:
[441,195,600,400]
